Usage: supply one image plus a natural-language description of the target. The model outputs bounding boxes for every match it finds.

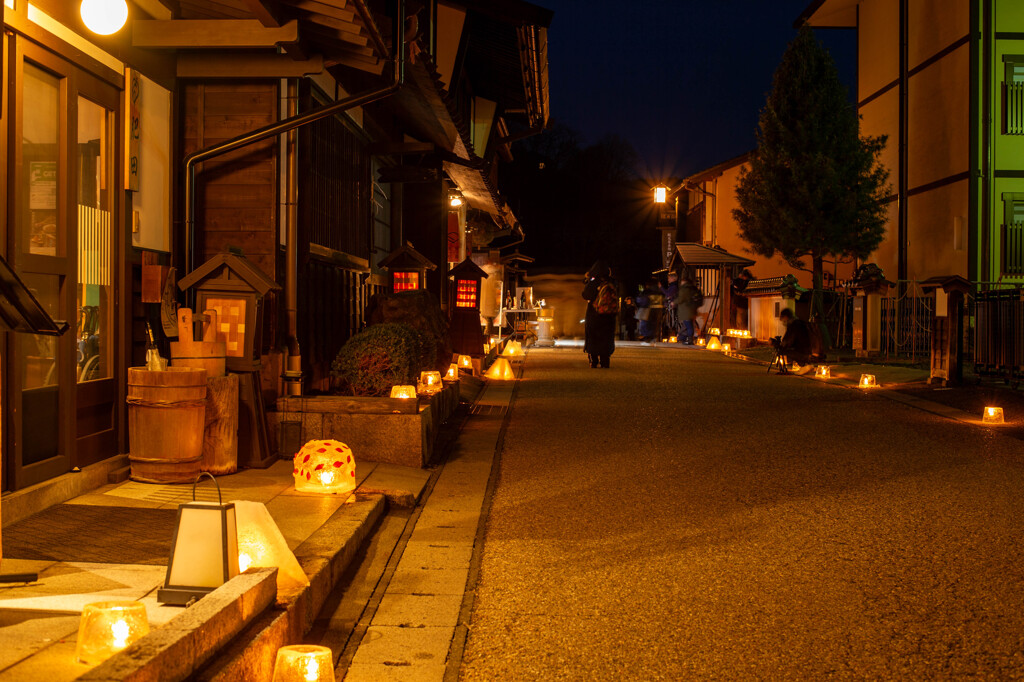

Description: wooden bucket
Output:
[127,366,208,483]
[170,340,227,377]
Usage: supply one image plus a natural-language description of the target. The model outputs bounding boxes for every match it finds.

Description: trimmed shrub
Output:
[331,323,434,396]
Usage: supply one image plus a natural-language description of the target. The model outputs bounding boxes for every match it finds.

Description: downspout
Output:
[284,80,300,395]
[897,0,909,282]
[181,0,406,396]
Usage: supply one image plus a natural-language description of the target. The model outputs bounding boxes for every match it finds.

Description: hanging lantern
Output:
[75,600,149,664]
[983,406,1004,424]
[293,440,356,494]
[485,357,516,380]
[419,371,442,394]
[445,364,459,381]
[390,385,417,399]
[235,501,309,592]
[706,337,721,351]
[815,366,831,379]
[80,0,129,35]
[859,374,877,388]
[272,645,335,682]
[457,355,473,369]
[158,474,239,605]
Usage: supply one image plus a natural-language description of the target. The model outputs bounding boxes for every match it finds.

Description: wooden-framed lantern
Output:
[448,257,488,355]
[178,252,281,373]
[378,242,436,294]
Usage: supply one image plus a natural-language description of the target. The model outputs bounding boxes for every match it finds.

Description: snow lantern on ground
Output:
[75,600,149,664]
[486,357,516,380]
[502,340,524,357]
[706,337,722,351]
[158,473,239,605]
[859,374,877,388]
[816,366,831,379]
[293,440,356,494]
[669,336,678,343]
[457,354,473,370]
[390,385,417,399]
[721,343,731,353]
[272,645,335,682]
[697,338,707,346]
[234,500,309,592]
[983,406,1004,424]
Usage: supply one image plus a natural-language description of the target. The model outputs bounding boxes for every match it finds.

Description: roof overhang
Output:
[795,0,858,28]
[669,243,755,269]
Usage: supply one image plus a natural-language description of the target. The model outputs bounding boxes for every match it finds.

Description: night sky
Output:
[538,0,856,182]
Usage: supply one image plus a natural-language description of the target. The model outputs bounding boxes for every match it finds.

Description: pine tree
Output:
[733,25,890,347]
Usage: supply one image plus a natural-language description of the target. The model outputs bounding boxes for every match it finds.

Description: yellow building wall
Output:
[860,91,899,186]
[858,0,899,101]
[871,202,901,284]
[908,46,970,189]
[908,0,968,68]
[907,181,970,280]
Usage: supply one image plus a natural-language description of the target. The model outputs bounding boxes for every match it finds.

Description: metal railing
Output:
[1003,222,1024,275]
[1006,82,1024,135]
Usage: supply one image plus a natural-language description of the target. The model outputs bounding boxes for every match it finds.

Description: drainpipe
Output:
[284,80,300,395]
[181,0,406,395]
[897,0,909,282]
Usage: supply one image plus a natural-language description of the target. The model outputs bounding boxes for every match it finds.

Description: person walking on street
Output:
[637,279,665,342]
[582,261,618,368]
[676,276,702,344]
[620,296,638,341]
[661,272,679,339]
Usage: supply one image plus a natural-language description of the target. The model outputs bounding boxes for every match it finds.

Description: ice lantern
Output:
[445,364,459,381]
[983,406,1004,424]
[419,370,442,394]
[272,645,335,682]
[378,242,436,294]
[859,374,877,388]
[390,385,417,399]
[816,366,832,379]
[235,501,309,592]
[158,474,239,605]
[294,440,356,494]
[486,357,516,380]
[457,355,473,369]
[75,600,149,664]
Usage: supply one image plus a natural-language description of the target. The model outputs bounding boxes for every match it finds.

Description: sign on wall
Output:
[125,68,141,191]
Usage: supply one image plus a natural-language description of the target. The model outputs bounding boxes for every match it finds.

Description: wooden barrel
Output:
[128,367,208,483]
[170,340,227,378]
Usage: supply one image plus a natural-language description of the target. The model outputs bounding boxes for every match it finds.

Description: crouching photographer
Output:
[772,308,813,375]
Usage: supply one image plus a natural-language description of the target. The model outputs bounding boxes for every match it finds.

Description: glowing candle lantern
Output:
[983,406,1005,424]
[158,474,239,605]
[76,600,149,664]
[706,337,721,351]
[859,374,877,388]
[485,357,516,380]
[445,364,459,381]
[419,371,442,394]
[653,185,668,204]
[272,645,335,682]
[378,243,436,294]
[709,327,721,335]
[235,501,309,592]
[669,336,678,343]
[503,340,524,357]
[294,440,356,494]
[815,366,831,379]
[721,343,731,352]
[457,355,473,369]
[697,338,706,346]
[390,385,416,399]
[80,0,129,35]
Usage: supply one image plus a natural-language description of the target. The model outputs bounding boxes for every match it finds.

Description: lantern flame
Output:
[110,619,130,650]
[303,655,318,681]
[238,552,253,572]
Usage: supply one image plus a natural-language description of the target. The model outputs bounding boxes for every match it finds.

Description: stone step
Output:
[106,466,131,484]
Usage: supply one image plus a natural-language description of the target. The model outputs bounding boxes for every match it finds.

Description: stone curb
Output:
[78,567,278,682]
[195,493,386,681]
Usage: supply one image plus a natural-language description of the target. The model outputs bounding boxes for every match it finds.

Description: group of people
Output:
[582,260,821,373]
[618,272,702,344]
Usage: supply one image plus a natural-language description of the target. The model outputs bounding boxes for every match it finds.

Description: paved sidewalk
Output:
[460,346,1024,679]
[342,370,517,681]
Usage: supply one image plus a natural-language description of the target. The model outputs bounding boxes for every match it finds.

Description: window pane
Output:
[20,274,61,465]
[21,63,61,257]
[77,97,114,382]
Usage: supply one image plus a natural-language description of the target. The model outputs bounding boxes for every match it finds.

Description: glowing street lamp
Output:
[653,185,668,204]
[81,0,128,35]
[448,189,464,208]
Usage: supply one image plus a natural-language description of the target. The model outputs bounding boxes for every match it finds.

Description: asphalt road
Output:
[459,346,1024,680]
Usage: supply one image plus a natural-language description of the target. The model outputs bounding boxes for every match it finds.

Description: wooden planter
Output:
[272,382,459,469]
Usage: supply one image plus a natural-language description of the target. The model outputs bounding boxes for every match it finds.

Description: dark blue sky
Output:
[539,0,856,182]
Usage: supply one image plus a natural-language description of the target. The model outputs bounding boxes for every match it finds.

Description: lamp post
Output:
[80,0,129,35]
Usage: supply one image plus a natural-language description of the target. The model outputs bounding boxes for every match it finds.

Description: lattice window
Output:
[206,297,247,357]
[455,279,478,308]
[393,272,419,292]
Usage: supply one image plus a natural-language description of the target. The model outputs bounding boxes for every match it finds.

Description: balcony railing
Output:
[1006,82,1024,135]
[1003,222,1024,276]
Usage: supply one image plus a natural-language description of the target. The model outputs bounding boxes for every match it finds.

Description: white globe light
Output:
[81,0,129,35]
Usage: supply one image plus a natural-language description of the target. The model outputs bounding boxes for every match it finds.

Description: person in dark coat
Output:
[620,296,638,341]
[582,261,617,368]
[771,308,813,374]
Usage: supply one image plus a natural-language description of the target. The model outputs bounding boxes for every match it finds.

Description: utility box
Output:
[850,277,889,357]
